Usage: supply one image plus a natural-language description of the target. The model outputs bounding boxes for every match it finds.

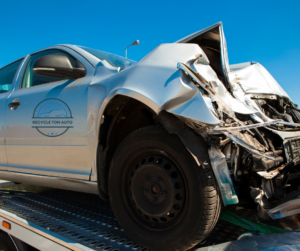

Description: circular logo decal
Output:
[32,99,73,137]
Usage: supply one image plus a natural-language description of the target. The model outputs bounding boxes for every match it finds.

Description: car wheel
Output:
[108,126,221,251]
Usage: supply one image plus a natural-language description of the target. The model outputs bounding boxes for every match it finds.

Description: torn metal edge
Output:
[222,131,277,161]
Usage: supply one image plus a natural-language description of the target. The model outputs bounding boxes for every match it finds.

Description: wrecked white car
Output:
[0,22,299,251]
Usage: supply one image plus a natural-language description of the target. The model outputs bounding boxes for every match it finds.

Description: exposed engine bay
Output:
[251,94,300,124]
[175,22,300,220]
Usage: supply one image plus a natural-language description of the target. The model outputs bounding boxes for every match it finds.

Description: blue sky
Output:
[1,0,299,104]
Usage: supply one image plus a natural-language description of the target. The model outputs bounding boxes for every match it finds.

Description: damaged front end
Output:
[96,22,300,221]
[174,22,300,220]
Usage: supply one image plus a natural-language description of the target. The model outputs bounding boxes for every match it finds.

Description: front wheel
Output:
[109,126,221,251]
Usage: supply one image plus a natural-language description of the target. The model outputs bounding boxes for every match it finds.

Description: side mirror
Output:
[33,55,86,79]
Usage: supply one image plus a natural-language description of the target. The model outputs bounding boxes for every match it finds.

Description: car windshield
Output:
[80,46,136,70]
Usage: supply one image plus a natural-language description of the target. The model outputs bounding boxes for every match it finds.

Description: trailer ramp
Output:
[0,183,298,251]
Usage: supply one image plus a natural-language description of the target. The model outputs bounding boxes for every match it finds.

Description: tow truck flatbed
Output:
[0,183,299,251]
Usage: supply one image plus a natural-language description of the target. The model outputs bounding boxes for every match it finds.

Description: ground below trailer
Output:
[0,183,299,251]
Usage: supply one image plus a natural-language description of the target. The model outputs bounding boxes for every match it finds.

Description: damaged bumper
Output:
[173,24,300,218]
[101,22,300,219]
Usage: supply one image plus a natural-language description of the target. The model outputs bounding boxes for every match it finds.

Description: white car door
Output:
[5,47,95,180]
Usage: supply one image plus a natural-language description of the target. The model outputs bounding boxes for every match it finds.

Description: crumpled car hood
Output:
[177,22,291,102]
[229,62,290,100]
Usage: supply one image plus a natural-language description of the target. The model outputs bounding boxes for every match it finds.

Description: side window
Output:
[21,50,85,89]
[0,60,23,94]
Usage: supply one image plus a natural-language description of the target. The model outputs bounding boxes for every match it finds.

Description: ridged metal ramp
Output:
[0,183,262,251]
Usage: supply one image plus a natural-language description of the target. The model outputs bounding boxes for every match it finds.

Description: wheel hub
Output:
[151,184,159,194]
[143,173,167,206]
[130,155,185,224]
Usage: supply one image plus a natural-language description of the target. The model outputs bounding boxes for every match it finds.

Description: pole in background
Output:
[125,40,139,58]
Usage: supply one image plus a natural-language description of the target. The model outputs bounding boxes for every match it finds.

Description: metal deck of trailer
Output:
[0,183,299,251]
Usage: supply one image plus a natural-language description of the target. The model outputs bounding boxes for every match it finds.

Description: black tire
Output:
[0,231,17,251]
[109,126,221,251]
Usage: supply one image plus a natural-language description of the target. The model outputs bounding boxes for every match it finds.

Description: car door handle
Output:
[8,99,20,110]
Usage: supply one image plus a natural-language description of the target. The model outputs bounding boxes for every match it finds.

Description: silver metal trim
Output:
[33,67,55,71]
[212,119,283,132]
[267,197,300,219]
[0,171,98,194]
[177,62,212,93]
